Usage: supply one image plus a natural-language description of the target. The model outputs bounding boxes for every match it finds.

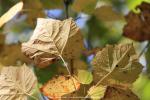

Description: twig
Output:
[139,41,150,58]
[64,0,72,18]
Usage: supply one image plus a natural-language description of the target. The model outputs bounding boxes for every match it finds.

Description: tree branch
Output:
[64,0,73,18]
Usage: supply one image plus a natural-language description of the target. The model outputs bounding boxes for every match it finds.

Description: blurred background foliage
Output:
[1,0,150,100]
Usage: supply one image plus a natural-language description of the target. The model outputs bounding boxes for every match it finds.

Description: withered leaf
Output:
[0,44,31,66]
[88,85,139,100]
[0,2,23,28]
[102,85,139,100]
[91,44,143,84]
[123,2,150,41]
[72,0,97,14]
[94,6,124,22]
[22,0,45,27]
[41,75,80,99]
[0,64,37,100]
[22,18,85,67]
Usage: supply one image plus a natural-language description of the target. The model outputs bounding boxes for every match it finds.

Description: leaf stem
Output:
[59,55,77,91]
[59,55,71,75]
[139,41,150,58]
[84,71,112,99]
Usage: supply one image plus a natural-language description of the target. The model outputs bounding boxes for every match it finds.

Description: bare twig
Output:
[139,41,150,58]
[64,0,71,18]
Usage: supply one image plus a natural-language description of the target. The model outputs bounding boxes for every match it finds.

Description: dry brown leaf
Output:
[0,44,31,66]
[22,18,85,67]
[0,2,23,28]
[102,85,139,100]
[88,84,139,100]
[57,59,87,75]
[83,47,103,56]
[123,2,150,41]
[94,6,124,22]
[72,0,97,14]
[41,75,80,99]
[0,34,5,45]
[91,44,143,84]
[22,0,45,27]
[0,64,37,100]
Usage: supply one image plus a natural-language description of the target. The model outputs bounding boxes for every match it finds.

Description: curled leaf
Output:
[41,75,80,99]
[91,44,143,84]
[0,64,37,100]
[0,2,23,28]
[22,18,85,67]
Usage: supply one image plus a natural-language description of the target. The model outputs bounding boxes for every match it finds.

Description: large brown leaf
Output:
[0,64,37,100]
[0,44,31,66]
[123,2,150,41]
[91,44,143,84]
[22,18,85,67]
[22,0,45,27]
[88,84,139,100]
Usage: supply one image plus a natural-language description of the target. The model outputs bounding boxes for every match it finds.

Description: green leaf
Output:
[88,85,106,100]
[77,70,93,84]
[34,64,57,84]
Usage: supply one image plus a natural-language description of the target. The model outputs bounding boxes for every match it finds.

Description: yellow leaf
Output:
[77,70,93,84]
[41,75,80,99]
[88,85,106,100]
[0,2,23,28]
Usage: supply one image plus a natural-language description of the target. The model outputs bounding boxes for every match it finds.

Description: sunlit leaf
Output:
[77,70,93,84]
[88,85,106,100]
[0,2,23,28]
[41,75,80,99]
[0,64,37,100]
[126,0,150,12]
